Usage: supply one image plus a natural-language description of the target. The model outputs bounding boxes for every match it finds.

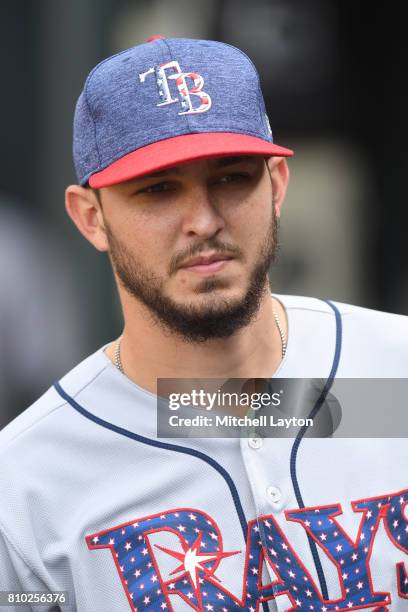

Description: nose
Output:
[180,185,226,239]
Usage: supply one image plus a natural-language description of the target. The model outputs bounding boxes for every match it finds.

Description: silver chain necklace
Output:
[273,309,287,359]
[114,309,287,374]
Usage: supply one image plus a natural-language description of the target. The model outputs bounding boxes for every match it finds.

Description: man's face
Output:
[99,156,280,343]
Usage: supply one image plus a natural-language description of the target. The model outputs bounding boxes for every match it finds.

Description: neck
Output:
[106,289,287,396]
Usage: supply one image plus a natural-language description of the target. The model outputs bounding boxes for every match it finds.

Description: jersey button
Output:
[248,437,263,449]
[266,485,281,503]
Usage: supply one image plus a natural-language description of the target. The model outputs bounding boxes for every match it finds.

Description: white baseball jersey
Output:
[0,294,407,612]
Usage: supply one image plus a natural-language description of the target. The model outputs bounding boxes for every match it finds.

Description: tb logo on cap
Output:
[139,60,212,115]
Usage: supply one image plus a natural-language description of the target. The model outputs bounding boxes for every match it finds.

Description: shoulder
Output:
[277,292,408,328]
[0,346,114,567]
[276,293,408,375]
[332,299,408,375]
[0,346,111,454]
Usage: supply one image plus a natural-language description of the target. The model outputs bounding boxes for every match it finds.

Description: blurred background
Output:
[1,0,407,427]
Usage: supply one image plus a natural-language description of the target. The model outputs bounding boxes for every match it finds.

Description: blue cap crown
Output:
[73,37,292,187]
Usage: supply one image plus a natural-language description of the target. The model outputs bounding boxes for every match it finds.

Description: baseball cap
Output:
[73,36,294,188]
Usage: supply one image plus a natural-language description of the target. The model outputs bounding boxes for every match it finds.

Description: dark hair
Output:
[85,183,103,207]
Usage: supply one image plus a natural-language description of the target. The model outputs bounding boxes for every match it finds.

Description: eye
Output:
[217,172,251,185]
[139,182,175,194]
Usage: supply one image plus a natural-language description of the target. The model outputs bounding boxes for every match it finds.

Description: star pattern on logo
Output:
[155,530,240,607]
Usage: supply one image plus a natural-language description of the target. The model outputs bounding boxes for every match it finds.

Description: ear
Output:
[266,156,290,218]
[65,185,109,252]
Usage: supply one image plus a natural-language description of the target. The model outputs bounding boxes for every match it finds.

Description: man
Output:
[0,36,407,612]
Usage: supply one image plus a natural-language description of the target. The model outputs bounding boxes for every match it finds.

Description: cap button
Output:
[147,35,165,42]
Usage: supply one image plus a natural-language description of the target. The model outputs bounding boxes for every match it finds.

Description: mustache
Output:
[169,240,243,275]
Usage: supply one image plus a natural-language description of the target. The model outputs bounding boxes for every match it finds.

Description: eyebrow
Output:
[215,155,259,168]
[138,156,259,180]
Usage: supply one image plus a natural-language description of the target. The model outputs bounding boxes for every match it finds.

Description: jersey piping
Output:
[289,298,342,599]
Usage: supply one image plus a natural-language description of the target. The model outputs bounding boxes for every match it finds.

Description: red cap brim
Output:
[88,132,294,188]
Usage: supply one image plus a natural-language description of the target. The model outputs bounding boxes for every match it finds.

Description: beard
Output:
[105,199,280,344]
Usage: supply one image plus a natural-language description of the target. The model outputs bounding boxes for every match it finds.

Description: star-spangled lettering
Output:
[139,60,212,115]
[87,487,408,611]
[285,503,390,609]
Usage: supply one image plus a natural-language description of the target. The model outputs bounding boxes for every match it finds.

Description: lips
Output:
[179,251,235,276]
[180,252,233,268]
